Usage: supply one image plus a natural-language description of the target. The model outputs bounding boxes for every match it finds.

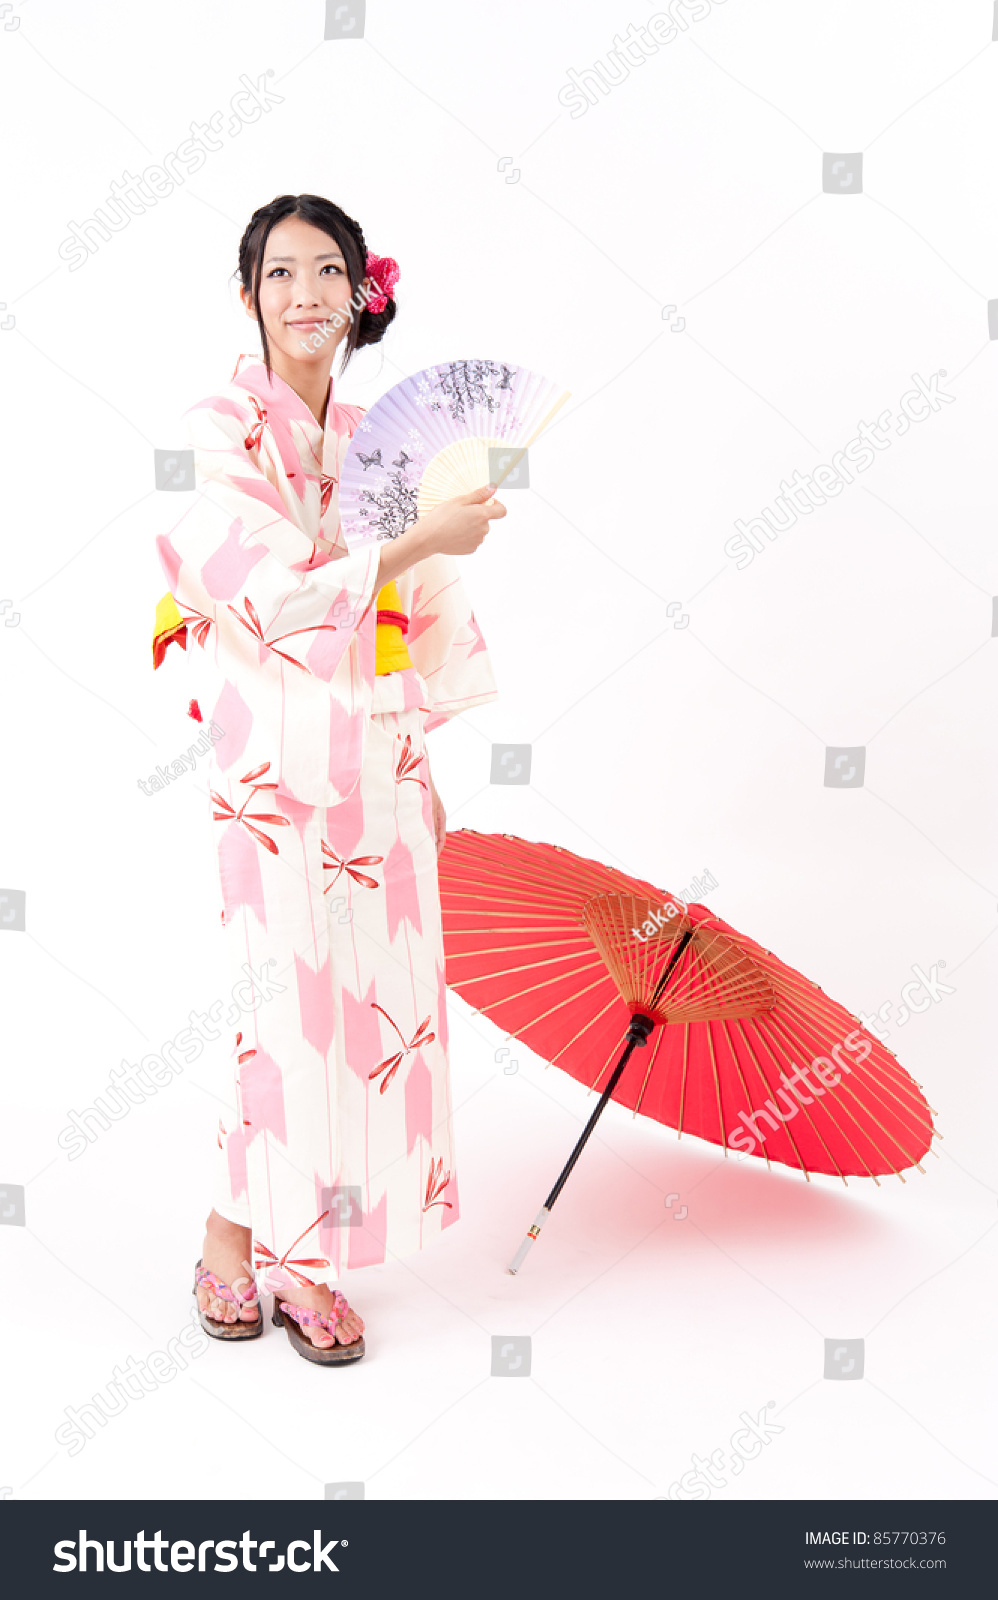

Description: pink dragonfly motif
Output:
[320,840,384,893]
[368,1003,436,1095]
[254,1211,332,1289]
[227,594,338,672]
[243,396,268,451]
[210,761,290,855]
[395,734,427,789]
[423,1157,453,1212]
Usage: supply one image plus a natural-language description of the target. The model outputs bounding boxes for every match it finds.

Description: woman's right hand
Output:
[415,482,507,557]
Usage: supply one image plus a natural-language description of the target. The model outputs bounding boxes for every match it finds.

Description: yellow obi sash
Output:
[374,579,412,674]
[151,582,412,673]
[152,591,185,668]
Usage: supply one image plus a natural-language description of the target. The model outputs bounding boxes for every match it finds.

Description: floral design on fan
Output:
[357,463,419,540]
[227,594,339,670]
[423,360,515,422]
[320,841,384,892]
[368,1003,436,1094]
[254,1212,332,1289]
[210,762,291,855]
[423,1156,453,1212]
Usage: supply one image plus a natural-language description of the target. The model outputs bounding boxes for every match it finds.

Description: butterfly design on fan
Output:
[357,448,383,470]
[392,450,412,469]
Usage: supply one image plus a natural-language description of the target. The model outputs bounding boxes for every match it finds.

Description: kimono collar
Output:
[230,351,336,452]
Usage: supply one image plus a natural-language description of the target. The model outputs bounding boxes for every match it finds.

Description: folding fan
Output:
[337,358,570,550]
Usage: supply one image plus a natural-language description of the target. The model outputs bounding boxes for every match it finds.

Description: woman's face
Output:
[241,215,370,367]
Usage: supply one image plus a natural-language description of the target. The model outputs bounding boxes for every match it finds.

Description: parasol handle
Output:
[506,1012,655,1274]
[507,1206,551,1274]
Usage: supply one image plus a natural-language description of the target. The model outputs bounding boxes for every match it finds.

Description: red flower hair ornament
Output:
[364,251,400,314]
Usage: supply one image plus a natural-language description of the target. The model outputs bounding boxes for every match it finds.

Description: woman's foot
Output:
[273,1279,365,1351]
[198,1211,259,1326]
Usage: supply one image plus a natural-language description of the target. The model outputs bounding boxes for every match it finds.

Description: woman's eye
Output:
[266,265,341,278]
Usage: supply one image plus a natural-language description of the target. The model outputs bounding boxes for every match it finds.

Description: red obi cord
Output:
[376,609,409,632]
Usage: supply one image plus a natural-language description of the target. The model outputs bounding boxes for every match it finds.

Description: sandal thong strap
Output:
[196,1264,259,1306]
[279,1291,349,1335]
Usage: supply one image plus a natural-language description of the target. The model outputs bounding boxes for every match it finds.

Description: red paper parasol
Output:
[437,830,936,1272]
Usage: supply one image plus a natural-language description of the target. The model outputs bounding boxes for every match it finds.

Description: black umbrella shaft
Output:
[650,925,694,1010]
[543,1025,647,1210]
[542,927,694,1213]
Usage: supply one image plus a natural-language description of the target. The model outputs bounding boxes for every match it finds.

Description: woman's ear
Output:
[239,286,258,322]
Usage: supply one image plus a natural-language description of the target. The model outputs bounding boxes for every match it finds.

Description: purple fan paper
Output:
[338,358,568,550]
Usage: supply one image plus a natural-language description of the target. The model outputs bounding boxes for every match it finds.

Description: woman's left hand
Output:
[428,770,447,857]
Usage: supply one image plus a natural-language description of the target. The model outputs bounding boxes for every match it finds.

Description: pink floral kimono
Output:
[156,354,498,1283]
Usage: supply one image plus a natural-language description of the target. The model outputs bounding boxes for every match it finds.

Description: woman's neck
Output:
[267,350,335,430]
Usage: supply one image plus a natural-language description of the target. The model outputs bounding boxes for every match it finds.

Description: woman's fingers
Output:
[418,483,507,556]
[456,483,505,517]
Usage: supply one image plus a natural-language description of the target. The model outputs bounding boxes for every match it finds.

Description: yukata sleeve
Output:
[157,396,380,686]
[400,551,499,733]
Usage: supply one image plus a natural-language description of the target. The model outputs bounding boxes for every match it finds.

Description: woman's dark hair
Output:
[235,193,397,378]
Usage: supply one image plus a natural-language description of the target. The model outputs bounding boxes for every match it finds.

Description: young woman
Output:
[154,193,505,1365]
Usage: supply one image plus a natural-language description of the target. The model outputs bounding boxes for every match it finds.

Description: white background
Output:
[0,0,995,1502]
